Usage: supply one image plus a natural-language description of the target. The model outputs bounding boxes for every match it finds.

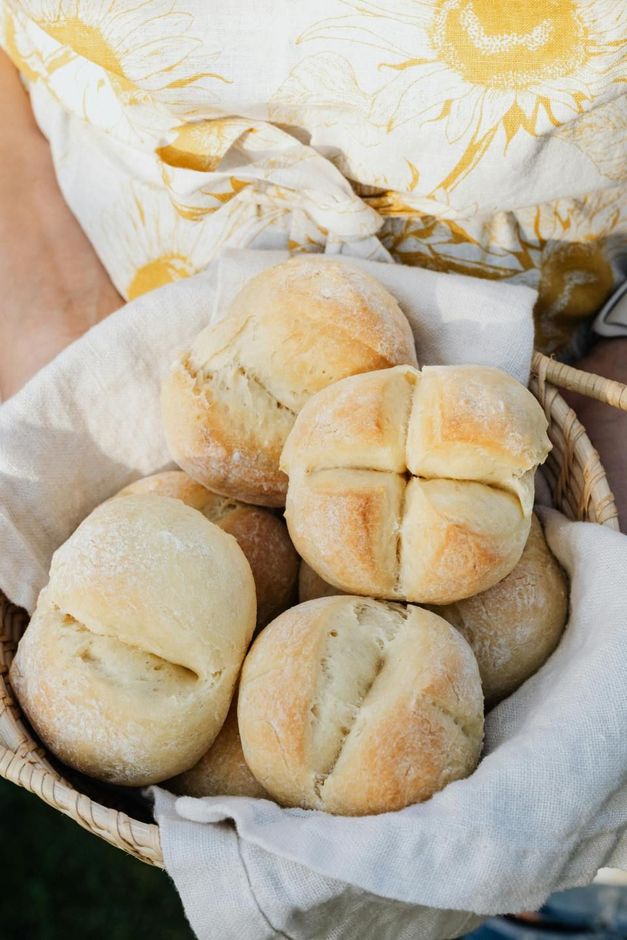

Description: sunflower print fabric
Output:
[2,0,625,351]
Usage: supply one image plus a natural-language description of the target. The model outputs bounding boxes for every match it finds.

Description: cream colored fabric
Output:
[1,1,626,350]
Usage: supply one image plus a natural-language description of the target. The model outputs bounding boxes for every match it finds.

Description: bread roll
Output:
[238,596,484,815]
[436,514,568,706]
[281,365,551,604]
[116,471,298,627]
[299,560,344,604]
[161,257,417,507]
[10,495,256,786]
[169,700,268,799]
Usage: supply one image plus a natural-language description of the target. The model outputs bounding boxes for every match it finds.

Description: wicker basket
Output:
[1,351,625,868]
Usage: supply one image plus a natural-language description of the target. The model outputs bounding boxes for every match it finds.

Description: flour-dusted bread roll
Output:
[10,495,256,786]
[281,365,551,604]
[161,257,418,507]
[116,471,298,627]
[238,596,484,815]
[436,514,568,706]
[169,700,268,799]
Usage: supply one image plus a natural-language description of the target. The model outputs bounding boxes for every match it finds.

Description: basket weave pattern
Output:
[0,351,623,867]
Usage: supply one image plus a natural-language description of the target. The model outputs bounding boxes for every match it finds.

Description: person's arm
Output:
[0,49,121,400]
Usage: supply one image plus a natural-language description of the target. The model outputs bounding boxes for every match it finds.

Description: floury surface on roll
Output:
[10,495,256,786]
[437,514,569,706]
[169,699,268,799]
[161,257,417,507]
[281,364,551,604]
[115,471,298,627]
[238,597,484,815]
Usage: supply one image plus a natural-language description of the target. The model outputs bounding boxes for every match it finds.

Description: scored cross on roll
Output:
[281,364,551,605]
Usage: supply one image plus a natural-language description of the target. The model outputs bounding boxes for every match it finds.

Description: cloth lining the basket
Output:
[152,509,627,939]
[0,251,625,940]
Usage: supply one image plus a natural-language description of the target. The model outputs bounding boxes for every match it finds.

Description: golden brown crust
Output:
[399,478,531,604]
[281,365,550,604]
[286,470,404,597]
[168,700,268,799]
[219,507,298,628]
[116,470,240,518]
[299,561,345,603]
[436,514,569,706]
[238,597,483,815]
[161,354,290,506]
[115,472,299,628]
[161,258,417,506]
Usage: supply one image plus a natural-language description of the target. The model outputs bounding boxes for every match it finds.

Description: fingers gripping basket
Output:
[0,352,624,868]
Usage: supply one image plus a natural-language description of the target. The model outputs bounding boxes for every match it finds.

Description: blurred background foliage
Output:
[0,779,192,939]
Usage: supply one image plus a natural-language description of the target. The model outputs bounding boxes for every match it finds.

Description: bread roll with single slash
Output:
[169,700,268,799]
[436,514,568,706]
[116,470,298,627]
[10,495,256,786]
[238,596,483,815]
[281,365,551,604]
[161,257,417,507]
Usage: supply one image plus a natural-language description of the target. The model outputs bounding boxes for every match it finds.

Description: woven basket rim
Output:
[0,352,621,866]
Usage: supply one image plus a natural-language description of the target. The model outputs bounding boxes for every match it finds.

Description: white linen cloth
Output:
[0,251,625,940]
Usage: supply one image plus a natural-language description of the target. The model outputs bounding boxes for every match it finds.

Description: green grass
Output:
[0,779,193,939]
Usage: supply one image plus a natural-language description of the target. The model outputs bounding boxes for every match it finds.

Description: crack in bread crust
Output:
[310,601,406,798]
[305,465,528,501]
[55,606,202,683]
[420,694,482,746]
[185,355,297,418]
[312,650,385,799]
[235,365,297,417]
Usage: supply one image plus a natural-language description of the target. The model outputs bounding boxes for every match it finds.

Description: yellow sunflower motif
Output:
[292,0,626,192]
[99,186,208,301]
[1,3,89,90]
[382,210,539,282]
[11,0,230,114]
[524,187,625,349]
[381,184,625,352]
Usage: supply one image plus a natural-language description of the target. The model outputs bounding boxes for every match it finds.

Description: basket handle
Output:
[532,352,627,412]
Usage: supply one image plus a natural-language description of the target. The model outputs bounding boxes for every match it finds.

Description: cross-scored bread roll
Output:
[161,257,418,507]
[9,495,256,786]
[281,365,551,604]
[436,514,568,706]
[238,597,484,815]
[115,471,298,627]
[169,699,268,799]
